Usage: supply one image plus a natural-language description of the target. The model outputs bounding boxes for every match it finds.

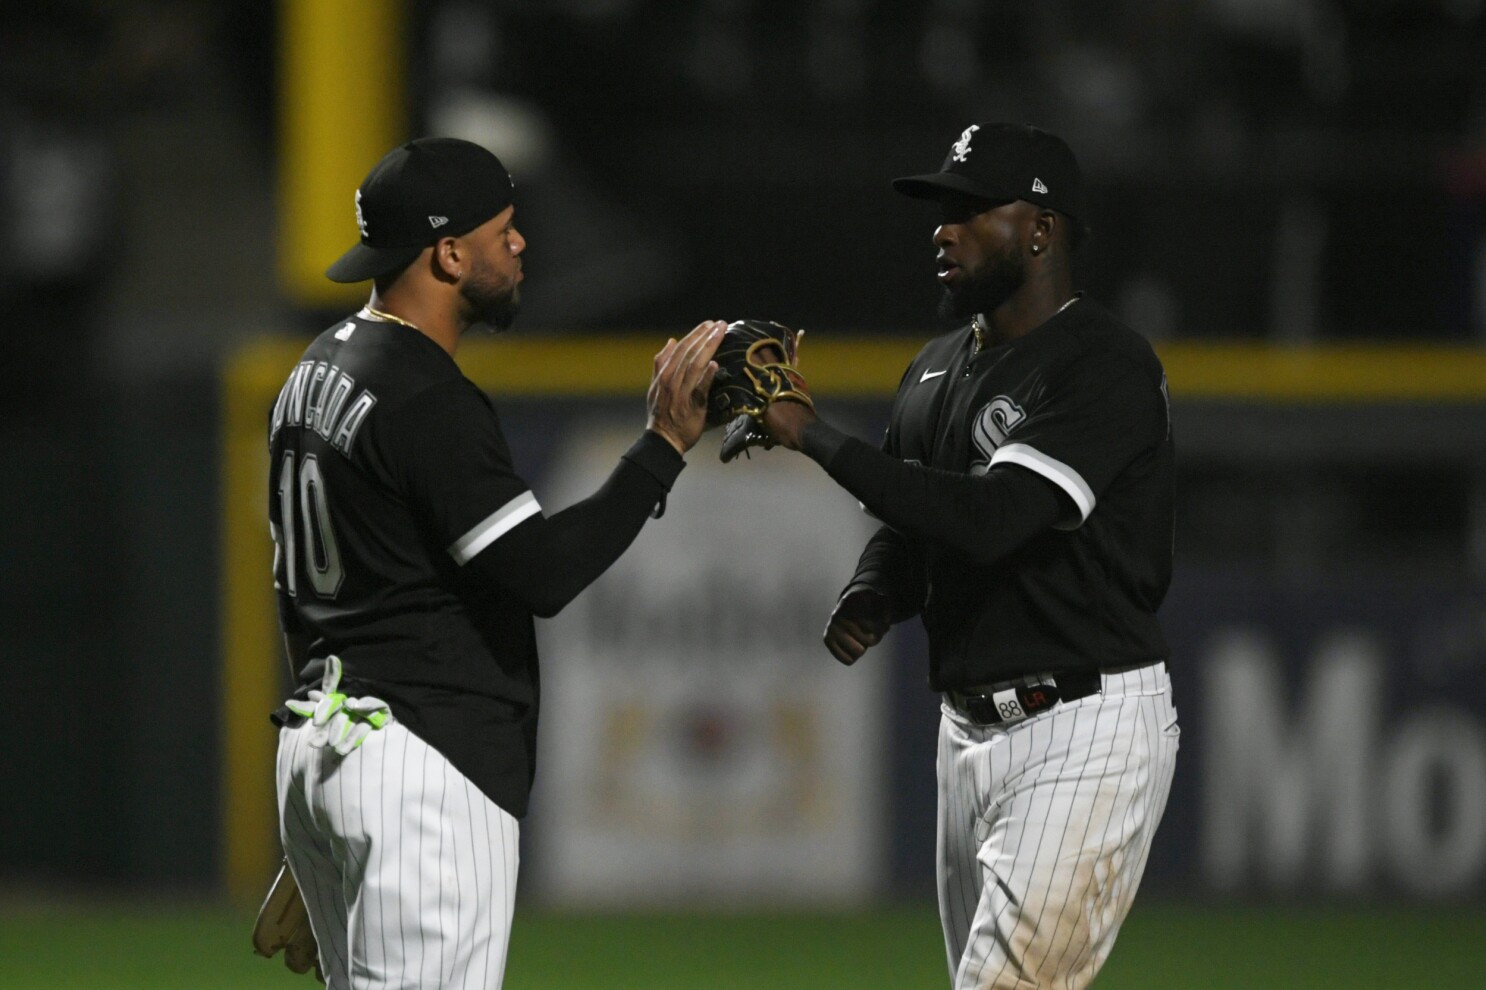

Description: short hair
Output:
[372,257,416,296]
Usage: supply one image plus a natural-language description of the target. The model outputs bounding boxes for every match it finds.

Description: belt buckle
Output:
[961,679,1062,727]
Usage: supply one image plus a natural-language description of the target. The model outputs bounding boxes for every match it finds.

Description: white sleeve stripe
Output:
[990,442,1096,524]
[447,492,542,565]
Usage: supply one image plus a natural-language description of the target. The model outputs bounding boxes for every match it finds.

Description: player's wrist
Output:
[840,582,886,603]
[643,425,688,458]
[838,584,890,624]
[760,400,812,450]
[797,418,847,463]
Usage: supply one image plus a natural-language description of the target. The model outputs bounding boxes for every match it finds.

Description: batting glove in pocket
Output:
[284,655,392,756]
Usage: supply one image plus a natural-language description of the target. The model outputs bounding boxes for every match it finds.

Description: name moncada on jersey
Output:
[269,334,377,457]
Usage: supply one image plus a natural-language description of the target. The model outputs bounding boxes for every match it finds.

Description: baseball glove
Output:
[706,319,813,463]
[252,859,324,983]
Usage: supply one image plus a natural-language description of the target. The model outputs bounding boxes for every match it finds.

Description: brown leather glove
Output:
[252,859,324,983]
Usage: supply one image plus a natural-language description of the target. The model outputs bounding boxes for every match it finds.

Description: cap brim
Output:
[892,172,1012,203]
[325,242,426,284]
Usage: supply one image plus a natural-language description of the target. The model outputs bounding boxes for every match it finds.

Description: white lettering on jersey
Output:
[968,396,1026,475]
[303,362,331,433]
[330,391,377,456]
[270,358,379,454]
[282,362,312,430]
[315,372,356,441]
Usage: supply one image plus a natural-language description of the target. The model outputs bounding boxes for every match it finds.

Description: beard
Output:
[938,247,1025,321]
[460,265,521,333]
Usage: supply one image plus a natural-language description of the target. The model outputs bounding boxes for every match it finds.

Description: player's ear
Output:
[1030,210,1057,257]
[432,236,463,282]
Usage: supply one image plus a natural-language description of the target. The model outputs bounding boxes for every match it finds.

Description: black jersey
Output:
[266,311,682,817]
[816,298,1173,689]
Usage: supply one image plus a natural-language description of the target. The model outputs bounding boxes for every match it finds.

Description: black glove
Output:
[705,319,813,462]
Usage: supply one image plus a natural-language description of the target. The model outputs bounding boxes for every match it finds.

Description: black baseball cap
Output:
[892,123,1082,220]
[326,137,516,283]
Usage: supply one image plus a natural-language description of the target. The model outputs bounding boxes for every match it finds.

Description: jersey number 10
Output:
[275,451,344,599]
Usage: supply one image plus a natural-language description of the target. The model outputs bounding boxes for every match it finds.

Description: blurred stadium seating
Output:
[3,1,1484,986]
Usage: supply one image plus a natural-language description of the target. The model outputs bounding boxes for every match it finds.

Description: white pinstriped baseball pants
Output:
[276,720,520,990]
[936,662,1179,990]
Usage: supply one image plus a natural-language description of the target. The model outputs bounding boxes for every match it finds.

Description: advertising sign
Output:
[529,420,888,906]
[1153,575,1486,898]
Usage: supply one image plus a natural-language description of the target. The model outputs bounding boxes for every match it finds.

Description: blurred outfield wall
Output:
[213,335,1486,906]
[5,334,1484,902]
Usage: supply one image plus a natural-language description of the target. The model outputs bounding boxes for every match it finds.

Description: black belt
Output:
[946,669,1103,727]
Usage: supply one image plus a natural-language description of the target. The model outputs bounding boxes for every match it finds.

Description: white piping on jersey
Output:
[447,492,542,565]
[990,442,1095,528]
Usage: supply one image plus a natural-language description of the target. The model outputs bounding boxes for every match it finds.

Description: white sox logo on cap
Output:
[951,124,980,163]
[354,190,369,237]
[894,123,1083,221]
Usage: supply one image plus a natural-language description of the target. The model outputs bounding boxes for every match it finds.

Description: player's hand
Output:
[754,333,814,451]
[647,320,724,454]
[824,587,891,665]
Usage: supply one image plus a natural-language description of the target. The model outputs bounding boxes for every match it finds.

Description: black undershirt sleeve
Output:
[381,380,686,618]
[801,419,1064,568]
[464,431,684,617]
[842,525,926,624]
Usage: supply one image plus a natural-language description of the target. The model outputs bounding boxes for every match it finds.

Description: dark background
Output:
[3,0,1485,901]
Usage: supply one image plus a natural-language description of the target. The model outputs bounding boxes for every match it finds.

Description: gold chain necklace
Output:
[972,296,1078,355]
[360,305,421,331]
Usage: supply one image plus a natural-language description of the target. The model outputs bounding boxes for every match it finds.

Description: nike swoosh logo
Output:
[920,369,948,382]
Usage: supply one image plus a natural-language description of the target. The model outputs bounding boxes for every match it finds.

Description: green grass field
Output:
[1,901,1481,988]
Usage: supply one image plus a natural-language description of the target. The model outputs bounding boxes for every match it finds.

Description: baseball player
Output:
[264,137,724,988]
[758,123,1179,989]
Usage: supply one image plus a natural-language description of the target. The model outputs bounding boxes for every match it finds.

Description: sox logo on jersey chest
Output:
[968,396,1025,476]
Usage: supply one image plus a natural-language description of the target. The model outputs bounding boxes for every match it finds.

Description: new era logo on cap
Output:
[1032,177,1048,194]
[429,215,449,228]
